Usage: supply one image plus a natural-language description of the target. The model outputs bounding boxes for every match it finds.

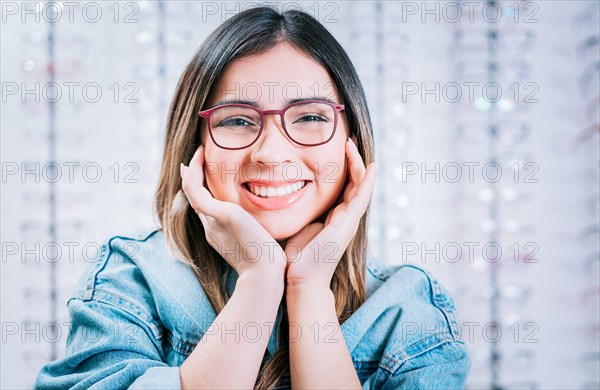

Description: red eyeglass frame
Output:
[198,99,346,150]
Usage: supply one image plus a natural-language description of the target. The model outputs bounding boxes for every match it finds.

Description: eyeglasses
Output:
[198,100,345,150]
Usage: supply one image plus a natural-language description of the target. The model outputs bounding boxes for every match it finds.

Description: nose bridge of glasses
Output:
[251,110,297,157]
[261,109,285,126]
[259,109,288,137]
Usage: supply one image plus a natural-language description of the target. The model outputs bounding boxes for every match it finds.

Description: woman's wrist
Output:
[285,281,334,306]
[237,266,286,299]
[285,276,332,292]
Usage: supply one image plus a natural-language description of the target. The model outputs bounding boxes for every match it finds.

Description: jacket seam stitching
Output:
[65,297,167,362]
[81,229,159,300]
[381,335,461,374]
[84,288,162,340]
[165,331,205,355]
[366,260,389,281]
[167,332,204,355]
[401,265,460,340]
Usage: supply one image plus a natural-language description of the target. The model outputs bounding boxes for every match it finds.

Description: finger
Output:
[181,162,225,219]
[340,141,358,203]
[345,162,377,218]
[307,222,346,262]
[342,174,354,203]
[179,165,209,227]
[174,186,208,227]
[336,139,366,215]
[286,222,324,255]
[324,199,352,228]
[187,146,229,217]
[181,156,210,202]
[345,139,367,200]
[348,187,359,203]
[321,162,376,253]
[346,138,366,179]
[325,207,335,225]
[188,145,206,187]
[292,222,347,268]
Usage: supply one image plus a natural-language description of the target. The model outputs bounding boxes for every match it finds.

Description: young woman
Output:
[35,6,469,389]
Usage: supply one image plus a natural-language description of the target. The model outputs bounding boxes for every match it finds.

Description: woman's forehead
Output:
[210,44,341,106]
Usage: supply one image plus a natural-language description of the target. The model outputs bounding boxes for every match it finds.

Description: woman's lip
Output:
[243,180,311,188]
[241,181,310,210]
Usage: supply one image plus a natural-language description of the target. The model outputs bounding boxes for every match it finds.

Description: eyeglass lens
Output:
[208,102,337,148]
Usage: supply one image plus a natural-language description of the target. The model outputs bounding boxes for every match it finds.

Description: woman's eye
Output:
[219,117,256,127]
[297,114,326,122]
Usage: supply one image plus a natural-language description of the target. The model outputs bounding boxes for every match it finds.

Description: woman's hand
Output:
[283,138,377,289]
[180,145,286,279]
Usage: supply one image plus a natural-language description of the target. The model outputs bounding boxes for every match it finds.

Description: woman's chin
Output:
[264,224,300,242]
[269,229,295,241]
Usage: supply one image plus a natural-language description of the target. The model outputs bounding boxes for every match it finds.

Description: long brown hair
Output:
[153,6,376,388]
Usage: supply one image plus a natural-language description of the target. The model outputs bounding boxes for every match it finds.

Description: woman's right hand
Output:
[180,145,286,279]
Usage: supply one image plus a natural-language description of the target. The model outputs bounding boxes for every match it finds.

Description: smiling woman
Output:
[34,5,469,390]
[198,42,351,239]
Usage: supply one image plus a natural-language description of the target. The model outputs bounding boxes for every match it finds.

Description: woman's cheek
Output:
[316,154,346,201]
[204,172,218,199]
[203,154,226,200]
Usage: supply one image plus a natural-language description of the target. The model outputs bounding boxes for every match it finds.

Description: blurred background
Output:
[1,0,598,388]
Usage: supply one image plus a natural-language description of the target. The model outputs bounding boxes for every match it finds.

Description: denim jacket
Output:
[35,227,470,389]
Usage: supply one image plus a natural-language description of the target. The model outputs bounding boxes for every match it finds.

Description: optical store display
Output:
[1,1,598,388]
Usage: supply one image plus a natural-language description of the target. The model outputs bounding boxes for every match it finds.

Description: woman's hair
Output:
[153,5,375,389]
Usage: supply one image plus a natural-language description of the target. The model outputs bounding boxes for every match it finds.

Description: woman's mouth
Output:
[241,180,310,209]
[246,180,306,198]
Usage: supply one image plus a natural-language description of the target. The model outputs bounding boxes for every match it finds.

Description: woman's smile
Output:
[241,179,312,210]
[200,41,349,240]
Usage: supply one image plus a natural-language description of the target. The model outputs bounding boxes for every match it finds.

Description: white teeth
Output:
[248,181,306,198]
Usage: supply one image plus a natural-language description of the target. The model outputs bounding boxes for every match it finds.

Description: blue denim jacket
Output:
[35,227,470,389]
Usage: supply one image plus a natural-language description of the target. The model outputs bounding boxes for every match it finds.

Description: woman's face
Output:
[200,42,349,241]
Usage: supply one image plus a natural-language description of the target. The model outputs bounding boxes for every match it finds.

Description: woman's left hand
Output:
[284,138,377,289]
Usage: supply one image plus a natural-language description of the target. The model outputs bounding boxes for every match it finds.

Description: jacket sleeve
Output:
[362,340,470,390]
[360,264,471,390]
[34,233,182,390]
[34,295,181,390]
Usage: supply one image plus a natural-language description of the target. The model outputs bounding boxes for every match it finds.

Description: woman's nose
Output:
[250,114,295,164]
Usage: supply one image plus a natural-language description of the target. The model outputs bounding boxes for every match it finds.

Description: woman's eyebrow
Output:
[210,99,259,108]
[210,96,339,108]
[286,96,339,105]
